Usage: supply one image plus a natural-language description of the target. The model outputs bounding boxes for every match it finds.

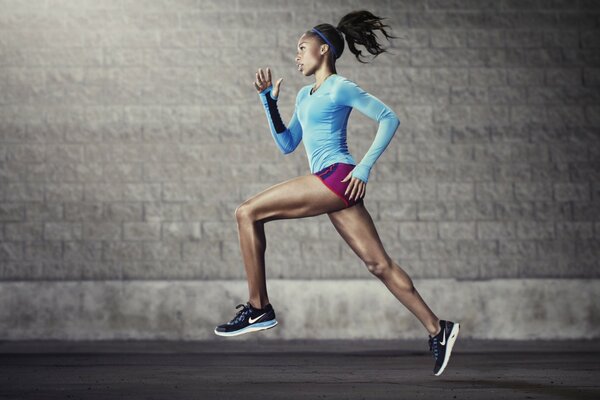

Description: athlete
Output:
[214,10,460,376]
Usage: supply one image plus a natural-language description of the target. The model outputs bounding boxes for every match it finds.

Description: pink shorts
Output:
[313,162,364,208]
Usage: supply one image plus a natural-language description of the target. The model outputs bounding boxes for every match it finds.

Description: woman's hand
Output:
[341,169,366,202]
[254,67,283,98]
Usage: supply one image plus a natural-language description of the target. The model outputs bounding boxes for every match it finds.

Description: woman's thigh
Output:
[237,174,347,223]
[327,201,391,267]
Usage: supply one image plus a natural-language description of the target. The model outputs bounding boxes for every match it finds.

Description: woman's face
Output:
[295,34,328,76]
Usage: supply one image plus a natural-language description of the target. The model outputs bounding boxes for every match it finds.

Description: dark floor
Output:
[0,338,598,399]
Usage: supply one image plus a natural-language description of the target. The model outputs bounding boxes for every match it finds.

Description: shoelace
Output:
[229,303,251,324]
[429,335,440,359]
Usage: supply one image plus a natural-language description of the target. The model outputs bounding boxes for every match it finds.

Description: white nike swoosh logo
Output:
[440,329,446,345]
[249,313,266,324]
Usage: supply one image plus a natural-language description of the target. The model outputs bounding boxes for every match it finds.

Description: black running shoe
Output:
[214,301,278,337]
[428,319,460,376]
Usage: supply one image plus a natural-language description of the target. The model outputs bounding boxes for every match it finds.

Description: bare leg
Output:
[379,261,441,336]
[235,174,347,310]
[238,219,269,309]
[328,201,441,336]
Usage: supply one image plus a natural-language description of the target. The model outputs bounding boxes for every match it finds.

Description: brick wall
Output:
[0,0,599,339]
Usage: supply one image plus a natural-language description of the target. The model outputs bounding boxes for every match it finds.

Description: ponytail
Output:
[310,10,397,64]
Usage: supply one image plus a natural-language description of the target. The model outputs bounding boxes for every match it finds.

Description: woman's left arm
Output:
[330,78,400,184]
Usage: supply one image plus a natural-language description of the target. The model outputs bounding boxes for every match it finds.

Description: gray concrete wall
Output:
[0,0,598,339]
[1,279,598,340]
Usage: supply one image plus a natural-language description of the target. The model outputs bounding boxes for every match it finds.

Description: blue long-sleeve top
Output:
[258,74,400,183]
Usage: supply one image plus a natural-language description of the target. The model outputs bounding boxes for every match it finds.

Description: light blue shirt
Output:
[258,74,400,183]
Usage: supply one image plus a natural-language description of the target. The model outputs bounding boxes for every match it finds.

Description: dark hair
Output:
[309,10,397,64]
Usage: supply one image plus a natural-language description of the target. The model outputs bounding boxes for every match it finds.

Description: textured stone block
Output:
[0,0,598,339]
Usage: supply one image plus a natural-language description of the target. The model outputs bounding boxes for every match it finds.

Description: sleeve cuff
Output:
[350,164,371,184]
[259,85,277,101]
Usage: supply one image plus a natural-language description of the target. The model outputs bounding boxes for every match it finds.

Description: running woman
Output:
[214,10,460,376]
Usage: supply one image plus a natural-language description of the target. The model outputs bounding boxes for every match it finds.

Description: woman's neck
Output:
[314,66,336,87]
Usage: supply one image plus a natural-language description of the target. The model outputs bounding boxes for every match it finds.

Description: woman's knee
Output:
[234,202,255,223]
[369,261,414,288]
[365,258,393,277]
[366,258,411,282]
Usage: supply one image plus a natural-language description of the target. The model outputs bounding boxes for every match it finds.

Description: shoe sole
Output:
[214,319,278,337]
[434,322,460,376]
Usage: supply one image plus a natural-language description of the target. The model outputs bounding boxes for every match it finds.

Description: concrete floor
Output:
[0,339,598,399]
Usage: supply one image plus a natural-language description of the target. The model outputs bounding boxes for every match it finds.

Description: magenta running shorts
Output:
[313,162,364,208]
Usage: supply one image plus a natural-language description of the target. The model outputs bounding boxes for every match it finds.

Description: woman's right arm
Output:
[258,86,303,155]
[254,67,302,155]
